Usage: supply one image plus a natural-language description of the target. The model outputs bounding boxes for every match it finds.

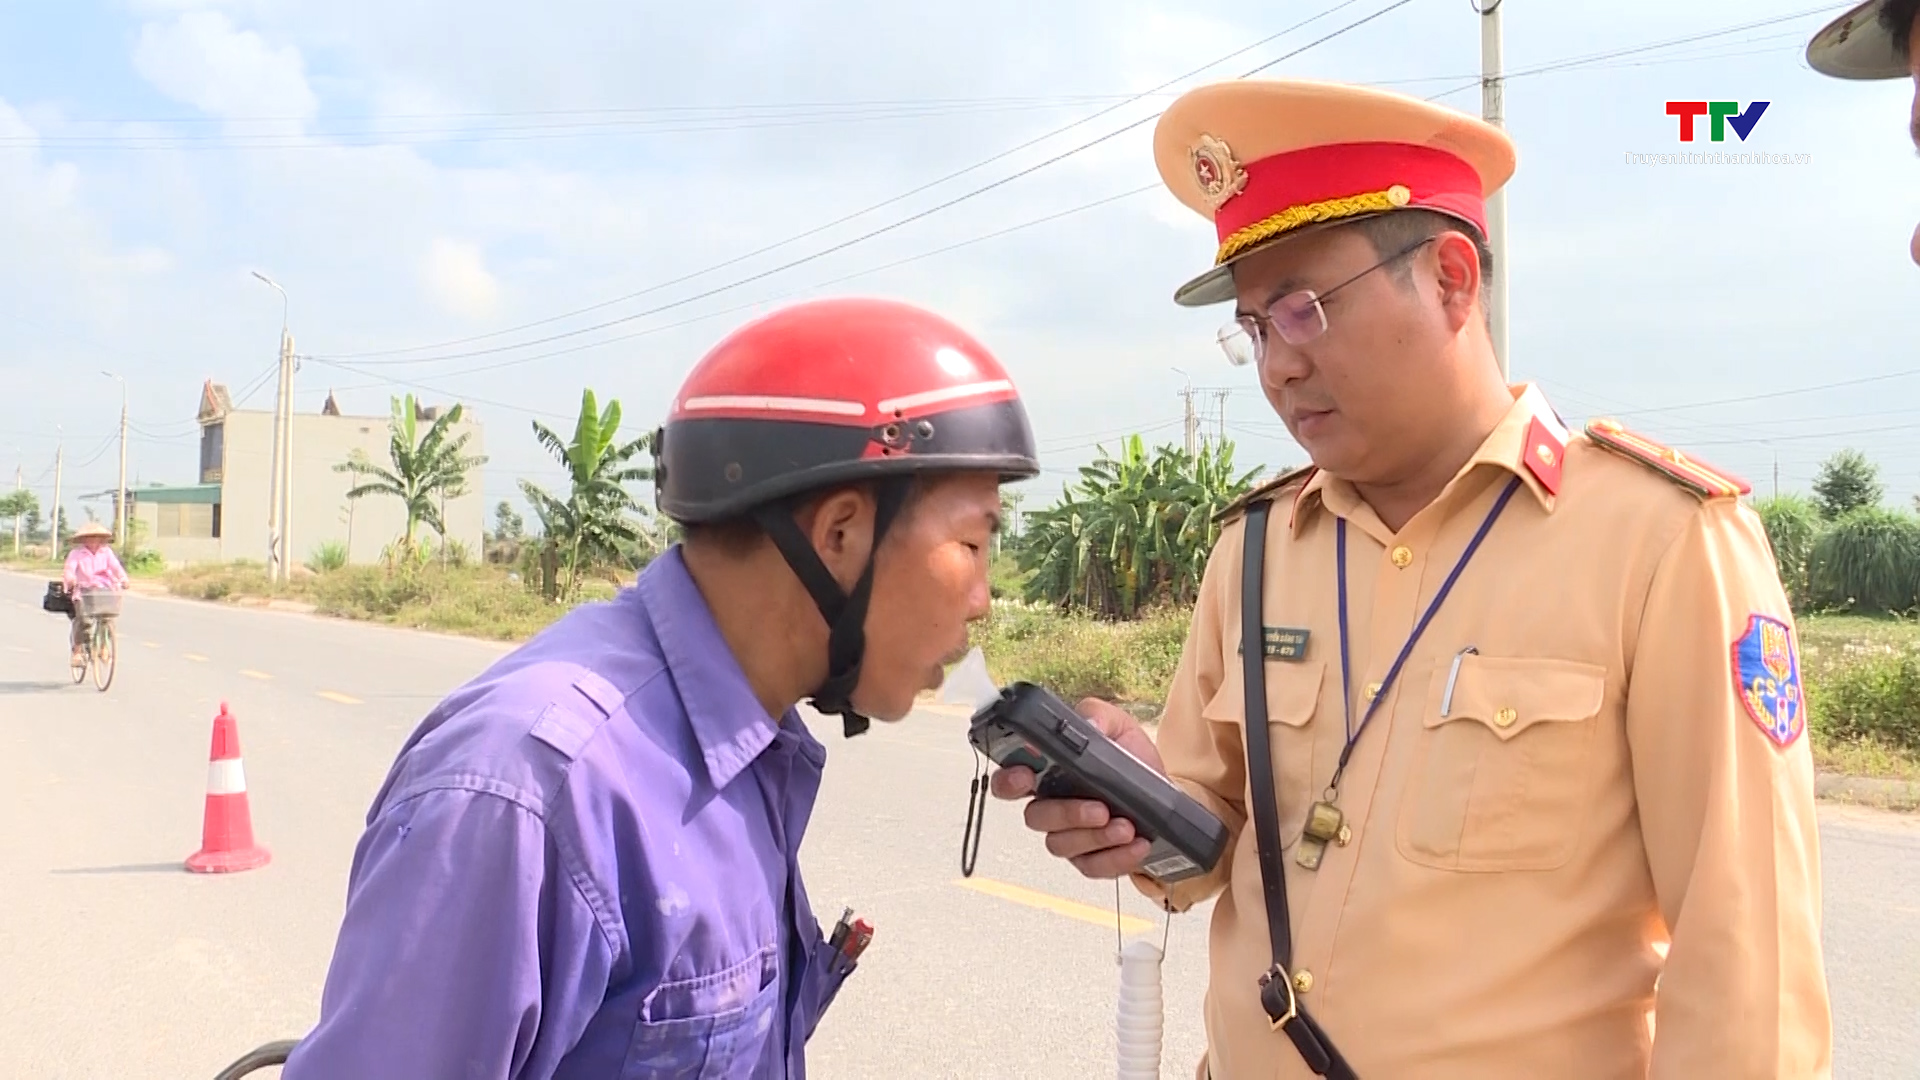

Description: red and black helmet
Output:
[653,297,1039,736]
[654,297,1039,523]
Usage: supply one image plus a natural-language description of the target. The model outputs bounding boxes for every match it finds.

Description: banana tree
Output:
[519,388,654,601]
[335,395,487,566]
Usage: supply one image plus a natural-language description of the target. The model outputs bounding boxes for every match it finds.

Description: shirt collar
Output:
[1289,382,1570,536]
[636,545,824,788]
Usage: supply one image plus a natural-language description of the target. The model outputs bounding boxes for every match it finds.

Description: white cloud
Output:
[132,10,318,120]
[422,237,504,321]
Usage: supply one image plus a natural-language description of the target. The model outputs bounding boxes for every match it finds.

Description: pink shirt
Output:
[64,545,129,593]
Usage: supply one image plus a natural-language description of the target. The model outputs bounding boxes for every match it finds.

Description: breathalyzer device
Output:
[967,681,1230,885]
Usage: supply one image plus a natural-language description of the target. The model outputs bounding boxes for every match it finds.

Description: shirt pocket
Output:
[1396,654,1608,873]
[624,946,782,1080]
[1201,658,1326,850]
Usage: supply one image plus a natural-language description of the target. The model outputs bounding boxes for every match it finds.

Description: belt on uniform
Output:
[1239,499,1360,1080]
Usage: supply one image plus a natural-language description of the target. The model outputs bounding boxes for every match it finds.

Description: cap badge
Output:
[1191,134,1248,211]
[1386,184,1412,207]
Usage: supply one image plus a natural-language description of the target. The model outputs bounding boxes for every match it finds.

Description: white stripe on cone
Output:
[206,758,247,797]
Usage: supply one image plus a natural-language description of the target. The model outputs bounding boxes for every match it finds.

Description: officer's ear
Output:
[1431,230,1482,334]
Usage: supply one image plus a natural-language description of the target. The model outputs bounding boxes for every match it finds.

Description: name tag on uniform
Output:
[1237,626,1310,661]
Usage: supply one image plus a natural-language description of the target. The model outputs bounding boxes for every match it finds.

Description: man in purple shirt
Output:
[281,297,1039,1079]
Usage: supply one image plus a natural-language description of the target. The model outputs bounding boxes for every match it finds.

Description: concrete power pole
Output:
[254,272,293,583]
[101,372,129,545]
[1478,0,1509,379]
[50,439,63,556]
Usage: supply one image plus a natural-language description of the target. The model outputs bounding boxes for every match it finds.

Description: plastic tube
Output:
[1116,938,1164,1080]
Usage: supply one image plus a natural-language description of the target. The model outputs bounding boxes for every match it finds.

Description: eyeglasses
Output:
[1215,235,1438,367]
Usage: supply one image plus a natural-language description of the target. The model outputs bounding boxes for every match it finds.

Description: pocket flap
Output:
[1201,658,1326,728]
[1425,655,1606,741]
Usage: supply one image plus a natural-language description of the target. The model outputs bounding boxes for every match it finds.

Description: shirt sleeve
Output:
[61,549,79,591]
[1130,518,1248,913]
[282,786,615,1080]
[105,548,129,587]
[1626,498,1833,1078]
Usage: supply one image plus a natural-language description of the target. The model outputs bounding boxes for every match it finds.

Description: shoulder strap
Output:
[1240,500,1360,1080]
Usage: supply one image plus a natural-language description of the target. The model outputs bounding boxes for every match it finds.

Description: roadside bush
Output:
[307,541,349,573]
[1808,507,1920,615]
[1807,644,1920,753]
[1753,494,1823,609]
[125,549,166,575]
[974,602,1191,704]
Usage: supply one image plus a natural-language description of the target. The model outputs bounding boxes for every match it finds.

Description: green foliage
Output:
[974,600,1192,703]
[1807,641,1920,754]
[1,489,38,551]
[493,500,525,541]
[1808,507,1920,615]
[124,549,165,574]
[520,388,656,602]
[1753,494,1823,608]
[335,394,489,560]
[1014,436,1261,619]
[1812,449,1883,520]
[307,541,349,573]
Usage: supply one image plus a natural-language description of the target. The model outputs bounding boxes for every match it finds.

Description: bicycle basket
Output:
[42,583,72,615]
[77,591,123,619]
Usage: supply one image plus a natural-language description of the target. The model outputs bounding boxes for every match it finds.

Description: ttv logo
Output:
[1665,101,1769,142]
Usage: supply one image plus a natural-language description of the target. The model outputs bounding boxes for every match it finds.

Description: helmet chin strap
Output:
[754,480,912,738]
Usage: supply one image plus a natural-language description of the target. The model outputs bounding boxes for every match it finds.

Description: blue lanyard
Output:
[1329,475,1524,796]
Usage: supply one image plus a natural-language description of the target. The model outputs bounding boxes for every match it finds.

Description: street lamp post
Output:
[252,272,294,583]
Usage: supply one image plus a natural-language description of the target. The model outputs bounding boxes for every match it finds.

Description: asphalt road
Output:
[1,570,1915,1079]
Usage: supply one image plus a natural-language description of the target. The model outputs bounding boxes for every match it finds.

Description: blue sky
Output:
[2,0,1916,535]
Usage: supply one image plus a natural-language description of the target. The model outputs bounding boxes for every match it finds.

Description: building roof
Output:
[135,483,222,505]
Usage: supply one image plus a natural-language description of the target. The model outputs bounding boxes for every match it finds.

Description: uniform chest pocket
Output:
[1396,654,1608,873]
[1202,658,1326,850]
[624,948,782,1080]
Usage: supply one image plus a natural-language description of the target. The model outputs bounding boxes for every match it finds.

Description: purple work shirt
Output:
[283,547,845,1079]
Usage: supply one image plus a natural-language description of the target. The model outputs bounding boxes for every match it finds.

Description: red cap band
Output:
[1213,142,1487,265]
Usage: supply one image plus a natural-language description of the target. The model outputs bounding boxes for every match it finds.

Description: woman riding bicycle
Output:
[63,521,129,666]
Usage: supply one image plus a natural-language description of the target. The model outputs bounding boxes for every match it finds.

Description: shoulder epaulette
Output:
[1216,464,1318,524]
[1583,419,1750,500]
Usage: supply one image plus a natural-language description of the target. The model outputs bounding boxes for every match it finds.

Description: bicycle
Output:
[68,588,122,692]
[214,1040,298,1078]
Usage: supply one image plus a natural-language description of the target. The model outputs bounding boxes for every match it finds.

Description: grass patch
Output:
[160,560,617,642]
[973,600,1189,706]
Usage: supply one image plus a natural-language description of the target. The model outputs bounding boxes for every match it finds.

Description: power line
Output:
[323,182,1156,383]
[312,0,1398,363]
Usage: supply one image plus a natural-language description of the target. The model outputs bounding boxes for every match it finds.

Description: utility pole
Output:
[1478,0,1509,379]
[254,272,293,583]
[12,465,21,555]
[102,371,129,546]
[1175,369,1196,457]
[50,438,63,557]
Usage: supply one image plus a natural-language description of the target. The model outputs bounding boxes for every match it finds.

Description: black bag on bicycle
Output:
[43,582,73,615]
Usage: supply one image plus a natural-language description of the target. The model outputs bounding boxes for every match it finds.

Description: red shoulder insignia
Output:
[1584,420,1750,500]
[1217,464,1317,524]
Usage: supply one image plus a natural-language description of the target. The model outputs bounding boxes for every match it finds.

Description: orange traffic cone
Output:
[186,702,271,874]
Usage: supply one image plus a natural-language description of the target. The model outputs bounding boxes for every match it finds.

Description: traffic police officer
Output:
[996,78,1833,1078]
[284,297,1039,1078]
[1807,0,1920,266]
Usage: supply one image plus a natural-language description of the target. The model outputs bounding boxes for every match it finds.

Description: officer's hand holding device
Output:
[947,649,1228,886]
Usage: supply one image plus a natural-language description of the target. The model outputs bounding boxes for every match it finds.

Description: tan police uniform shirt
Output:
[1134,385,1832,1080]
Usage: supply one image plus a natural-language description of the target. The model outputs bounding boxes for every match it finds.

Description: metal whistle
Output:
[1296,801,1347,870]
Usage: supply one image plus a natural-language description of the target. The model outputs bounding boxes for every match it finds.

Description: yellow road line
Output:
[956,877,1153,934]
[240,670,273,681]
[317,690,362,705]
[184,653,209,662]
